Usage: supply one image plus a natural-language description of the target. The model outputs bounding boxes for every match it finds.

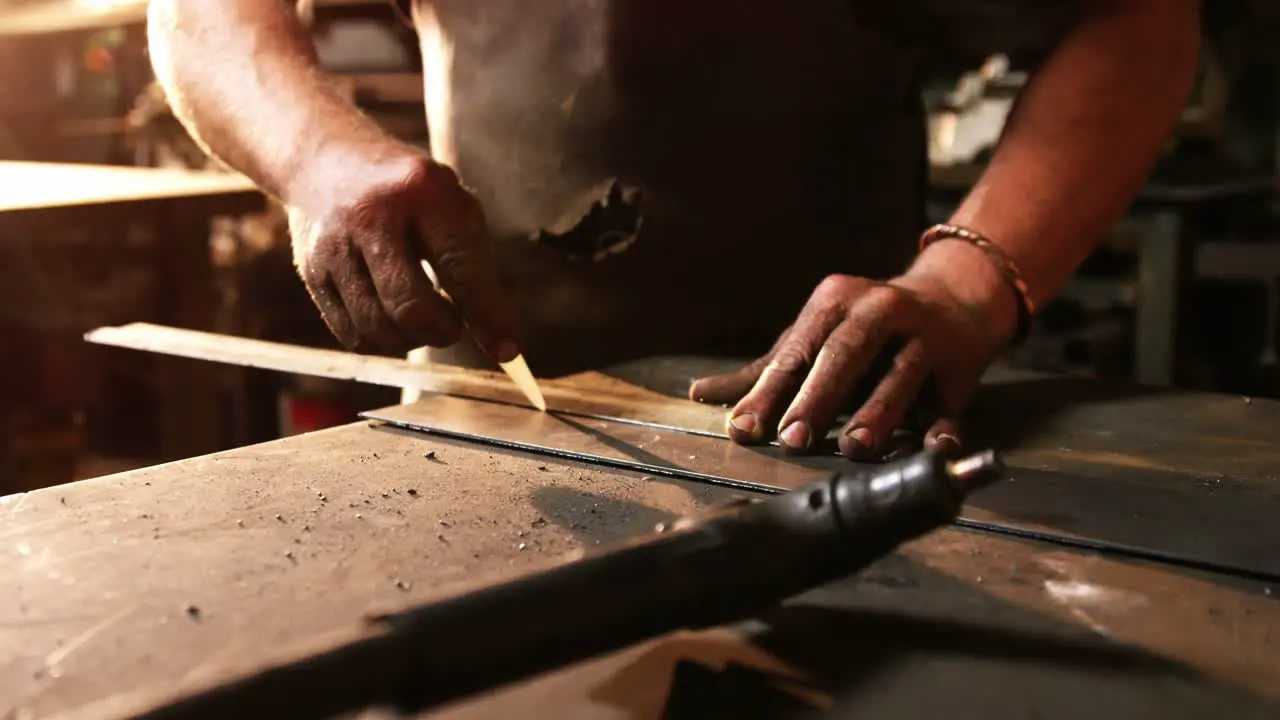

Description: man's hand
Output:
[287,141,518,361]
[689,241,1020,460]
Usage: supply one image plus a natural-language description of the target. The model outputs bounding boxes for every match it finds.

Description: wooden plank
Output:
[84,323,730,435]
[1,422,1277,719]
[0,0,386,37]
[0,163,258,213]
[87,323,1280,490]
[152,206,222,460]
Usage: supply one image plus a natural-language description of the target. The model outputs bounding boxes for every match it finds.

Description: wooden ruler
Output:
[84,322,729,436]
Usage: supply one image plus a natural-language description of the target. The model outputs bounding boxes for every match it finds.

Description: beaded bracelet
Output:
[918,223,1036,343]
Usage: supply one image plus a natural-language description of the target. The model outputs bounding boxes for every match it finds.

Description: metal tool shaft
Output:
[132,449,1003,720]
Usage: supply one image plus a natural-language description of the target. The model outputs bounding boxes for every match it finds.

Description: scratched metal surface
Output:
[605,356,1280,481]
[2,421,1280,719]
[365,389,1280,583]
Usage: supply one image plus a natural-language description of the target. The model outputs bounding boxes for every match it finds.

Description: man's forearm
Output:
[917,0,1200,317]
[147,0,393,202]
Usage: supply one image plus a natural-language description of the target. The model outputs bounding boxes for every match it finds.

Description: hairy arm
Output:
[907,0,1202,342]
[147,0,393,202]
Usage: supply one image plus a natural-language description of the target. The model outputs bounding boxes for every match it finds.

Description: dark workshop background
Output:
[0,0,1277,494]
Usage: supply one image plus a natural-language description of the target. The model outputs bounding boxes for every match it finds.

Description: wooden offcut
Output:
[85,322,729,435]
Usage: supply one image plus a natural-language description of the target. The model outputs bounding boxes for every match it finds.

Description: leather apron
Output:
[405,0,1080,378]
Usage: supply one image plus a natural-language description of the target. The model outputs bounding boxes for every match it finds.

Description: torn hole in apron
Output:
[530,178,644,262]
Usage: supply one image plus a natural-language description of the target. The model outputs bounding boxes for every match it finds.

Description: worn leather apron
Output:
[403,0,1080,383]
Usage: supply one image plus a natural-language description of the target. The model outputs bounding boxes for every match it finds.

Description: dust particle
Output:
[285,551,296,562]
[275,514,284,522]
[395,579,412,591]
[59,497,66,505]
[303,525,311,532]
[355,513,363,519]
[236,519,244,528]
[518,543,527,551]
[1244,397,1253,405]
[185,605,201,620]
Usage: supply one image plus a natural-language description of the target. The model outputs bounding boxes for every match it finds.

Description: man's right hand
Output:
[286,141,519,361]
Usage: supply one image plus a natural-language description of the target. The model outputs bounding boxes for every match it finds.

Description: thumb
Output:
[413,213,520,363]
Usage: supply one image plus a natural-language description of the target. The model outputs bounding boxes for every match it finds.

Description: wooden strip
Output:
[0,0,385,37]
[0,163,258,212]
[85,323,729,434]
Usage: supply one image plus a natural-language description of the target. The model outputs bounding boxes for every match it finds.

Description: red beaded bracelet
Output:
[918,223,1036,342]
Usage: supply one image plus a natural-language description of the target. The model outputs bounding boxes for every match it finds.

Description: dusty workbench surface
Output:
[3,358,1280,718]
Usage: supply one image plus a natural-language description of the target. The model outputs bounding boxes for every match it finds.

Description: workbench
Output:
[3,357,1280,719]
[0,162,263,472]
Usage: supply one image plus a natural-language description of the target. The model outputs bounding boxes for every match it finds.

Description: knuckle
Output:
[823,325,869,363]
[813,274,855,302]
[893,342,929,373]
[344,194,398,232]
[768,343,815,376]
[872,285,914,316]
[397,154,436,187]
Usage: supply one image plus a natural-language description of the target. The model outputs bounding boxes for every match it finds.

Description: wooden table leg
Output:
[154,201,223,459]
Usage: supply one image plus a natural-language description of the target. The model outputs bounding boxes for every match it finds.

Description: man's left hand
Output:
[689,241,1020,460]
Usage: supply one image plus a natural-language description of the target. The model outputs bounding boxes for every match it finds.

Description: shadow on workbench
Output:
[967,375,1168,450]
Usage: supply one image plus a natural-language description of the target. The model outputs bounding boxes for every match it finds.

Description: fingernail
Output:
[779,421,810,451]
[933,433,962,455]
[727,412,759,439]
[844,426,874,459]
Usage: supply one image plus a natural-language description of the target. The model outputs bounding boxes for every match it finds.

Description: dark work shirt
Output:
[401,0,1084,372]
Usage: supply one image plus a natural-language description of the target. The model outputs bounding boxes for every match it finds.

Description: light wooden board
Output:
[0,162,259,213]
[85,322,732,435]
[0,0,387,37]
